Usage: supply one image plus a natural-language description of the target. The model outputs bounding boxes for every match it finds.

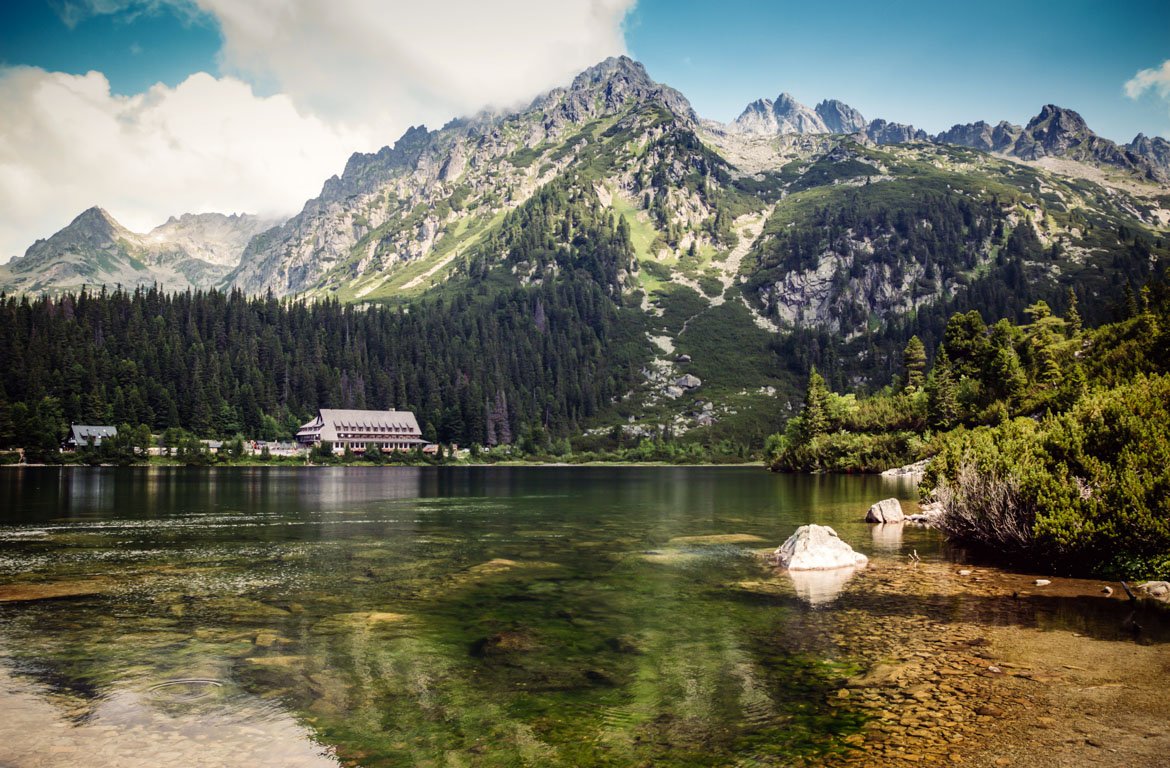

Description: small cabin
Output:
[63,424,117,451]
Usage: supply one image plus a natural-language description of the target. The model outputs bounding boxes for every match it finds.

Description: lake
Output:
[1,466,1167,767]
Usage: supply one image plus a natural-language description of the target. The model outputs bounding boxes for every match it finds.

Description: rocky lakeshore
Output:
[739,556,1170,767]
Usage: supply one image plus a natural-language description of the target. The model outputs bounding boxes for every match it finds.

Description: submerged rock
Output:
[865,498,904,523]
[0,579,109,603]
[772,524,868,571]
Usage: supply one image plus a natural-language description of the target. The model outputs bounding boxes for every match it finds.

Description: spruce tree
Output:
[798,368,830,441]
[903,335,927,390]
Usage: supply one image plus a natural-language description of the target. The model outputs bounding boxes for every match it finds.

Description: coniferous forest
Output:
[0,185,652,455]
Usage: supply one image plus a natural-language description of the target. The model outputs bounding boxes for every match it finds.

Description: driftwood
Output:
[1120,581,1137,601]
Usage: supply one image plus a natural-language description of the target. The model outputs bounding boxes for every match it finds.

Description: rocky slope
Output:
[0,208,274,294]
[227,56,701,299]
[4,58,1169,443]
[936,105,1169,182]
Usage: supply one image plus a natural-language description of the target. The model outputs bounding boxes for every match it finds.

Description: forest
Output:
[767,281,1170,578]
[0,184,651,458]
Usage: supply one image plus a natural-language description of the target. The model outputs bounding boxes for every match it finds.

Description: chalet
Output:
[64,424,117,451]
[296,409,425,454]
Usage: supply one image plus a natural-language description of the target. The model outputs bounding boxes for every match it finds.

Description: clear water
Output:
[0,467,1160,767]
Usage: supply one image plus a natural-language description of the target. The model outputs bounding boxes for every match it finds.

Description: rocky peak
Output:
[815,99,867,134]
[771,93,828,134]
[732,98,779,133]
[1020,104,1093,156]
[865,119,927,145]
[934,119,1022,152]
[548,55,696,125]
[1127,133,1170,181]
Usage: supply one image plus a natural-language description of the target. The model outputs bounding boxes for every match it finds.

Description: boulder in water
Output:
[865,498,905,523]
[772,524,868,570]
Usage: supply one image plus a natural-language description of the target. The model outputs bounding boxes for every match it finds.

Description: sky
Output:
[1,0,1168,263]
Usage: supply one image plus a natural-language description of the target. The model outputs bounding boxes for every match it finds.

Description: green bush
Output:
[924,374,1170,578]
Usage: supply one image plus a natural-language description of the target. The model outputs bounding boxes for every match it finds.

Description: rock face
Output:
[772,524,868,570]
[865,119,928,145]
[732,93,828,135]
[1127,134,1170,181]
[935,105,1164,181]
[228,55,699,298]
[865,498,905,523]
[0,207,271,294]
[816,99,868,134]
[935,120,1023,153]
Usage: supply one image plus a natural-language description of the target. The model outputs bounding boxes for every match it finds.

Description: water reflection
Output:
[0,662,339,767]
[870,522,904,552]
[4,467,1160,767]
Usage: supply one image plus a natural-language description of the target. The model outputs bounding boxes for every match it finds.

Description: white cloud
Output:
[1124,60,1170,101]
[197,0,635,129]
[3,0,635,261]
[0,67,369,260]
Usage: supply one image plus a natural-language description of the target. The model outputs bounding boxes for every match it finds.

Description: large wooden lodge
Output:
[296,409,425,454]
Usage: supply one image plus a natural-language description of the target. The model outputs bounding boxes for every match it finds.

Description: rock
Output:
[663,386,684,399]
[675,374,702,389]
[675,354,691,363]
[0,579,110,603]
[1034,579,1051,587]
[1102,586,1114,596]
[1136,581,1170,602]
[865,498,905,523]
[959,569,973,576]
[880,459,930,477]
[772,524,868,571]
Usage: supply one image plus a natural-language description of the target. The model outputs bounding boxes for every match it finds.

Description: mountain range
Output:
[2,56,1167,438]
[0,209,275,294]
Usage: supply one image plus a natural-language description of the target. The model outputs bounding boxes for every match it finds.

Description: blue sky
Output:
[3,0,1168,139]
[0,0,1168,261]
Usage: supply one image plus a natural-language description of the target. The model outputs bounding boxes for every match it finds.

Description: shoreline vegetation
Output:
[767,283,1170,581]
[2,282,1167,580]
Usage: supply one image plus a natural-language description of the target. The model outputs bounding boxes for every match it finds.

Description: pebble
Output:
[1034,579,1051,586]
[958,569,972,576]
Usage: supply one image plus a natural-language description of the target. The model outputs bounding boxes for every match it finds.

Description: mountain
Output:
[727,92,929,146]
[816,99,868,134]
[936,105,1168,182]
[0,208,275,294]
[4,57,1168,449]
[228,56,704,298]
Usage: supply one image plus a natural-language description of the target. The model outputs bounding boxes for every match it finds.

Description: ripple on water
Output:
[147,678,224,703]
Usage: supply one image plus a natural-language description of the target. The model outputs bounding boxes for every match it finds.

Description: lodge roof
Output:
[68,424,117,444]
[297,409,421,435]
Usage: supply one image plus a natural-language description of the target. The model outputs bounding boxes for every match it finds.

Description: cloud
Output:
[0,67,369,260]
[1124,60,1170,100]
[3,0,635,262]
[197,0,635,127]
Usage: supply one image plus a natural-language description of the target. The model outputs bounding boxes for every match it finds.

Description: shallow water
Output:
[0,466,1164,767]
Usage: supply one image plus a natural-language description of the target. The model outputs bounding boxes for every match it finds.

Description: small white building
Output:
[296,409,425,454]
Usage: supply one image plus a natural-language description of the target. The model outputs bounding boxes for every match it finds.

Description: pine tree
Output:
[798,368,830,441]
[903,335,927,390]
[1065,288,1082,336]
[926,349,959,430]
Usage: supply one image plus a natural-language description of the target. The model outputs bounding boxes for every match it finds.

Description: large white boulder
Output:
[773,524,868,571]
[865,498,904,523]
